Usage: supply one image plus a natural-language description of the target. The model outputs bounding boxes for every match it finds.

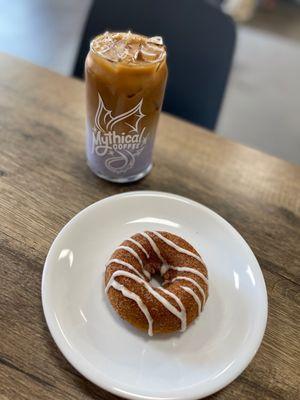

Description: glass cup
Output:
[85,31,168,183]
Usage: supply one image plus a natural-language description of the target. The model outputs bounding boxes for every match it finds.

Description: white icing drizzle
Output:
[127,238,150,258]
[143,269,151,280]
[109,279,153,336]
[119,242,151,279]
[160,265,208,286]
[153,231,204,263]
[140,232,165,263]
[182,286,202,313]
[116,245,143,267]
[106,258,145,279]
[158,287,186,331]
[160,264,169,275]
[106,270,184,332]
[164,276,206,302]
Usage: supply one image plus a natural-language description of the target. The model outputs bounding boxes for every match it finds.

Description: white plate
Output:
[42,191,268,400]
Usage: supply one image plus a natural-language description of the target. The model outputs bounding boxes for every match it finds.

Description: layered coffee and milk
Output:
[85,31,168,182]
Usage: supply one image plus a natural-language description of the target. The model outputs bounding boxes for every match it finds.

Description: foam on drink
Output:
[91,31,166,64]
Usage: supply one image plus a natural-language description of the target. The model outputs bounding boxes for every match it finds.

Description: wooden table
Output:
[0,53,299,400]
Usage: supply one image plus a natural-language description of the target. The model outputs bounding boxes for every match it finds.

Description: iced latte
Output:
[85,31,168,182]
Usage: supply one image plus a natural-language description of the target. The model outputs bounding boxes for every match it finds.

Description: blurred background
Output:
[0,0,299,164]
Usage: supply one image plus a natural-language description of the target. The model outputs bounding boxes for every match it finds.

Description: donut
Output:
[105,231,209,335]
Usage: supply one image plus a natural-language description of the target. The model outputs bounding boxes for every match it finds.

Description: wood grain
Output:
[0,53,299,400]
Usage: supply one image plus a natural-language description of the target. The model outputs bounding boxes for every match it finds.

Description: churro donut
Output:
[105,231,208,335]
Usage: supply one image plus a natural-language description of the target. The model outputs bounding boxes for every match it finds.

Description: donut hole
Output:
[145,261,167,288]
[150,272,164,288]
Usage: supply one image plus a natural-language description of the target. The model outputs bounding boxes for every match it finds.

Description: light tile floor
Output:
[0,0,91,75]
[217,26,300,164]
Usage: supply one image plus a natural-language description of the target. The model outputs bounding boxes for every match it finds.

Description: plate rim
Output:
[41,190,268,400]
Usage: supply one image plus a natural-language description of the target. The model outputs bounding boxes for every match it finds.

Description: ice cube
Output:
[148,36,163,46]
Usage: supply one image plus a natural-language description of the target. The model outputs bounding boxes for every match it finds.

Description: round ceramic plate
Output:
[42,191,267,400]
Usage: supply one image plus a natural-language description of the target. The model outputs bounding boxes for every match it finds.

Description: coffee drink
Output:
[85,31,168,182]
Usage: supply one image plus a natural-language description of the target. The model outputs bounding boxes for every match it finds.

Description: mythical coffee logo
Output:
[92,93,147,174]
